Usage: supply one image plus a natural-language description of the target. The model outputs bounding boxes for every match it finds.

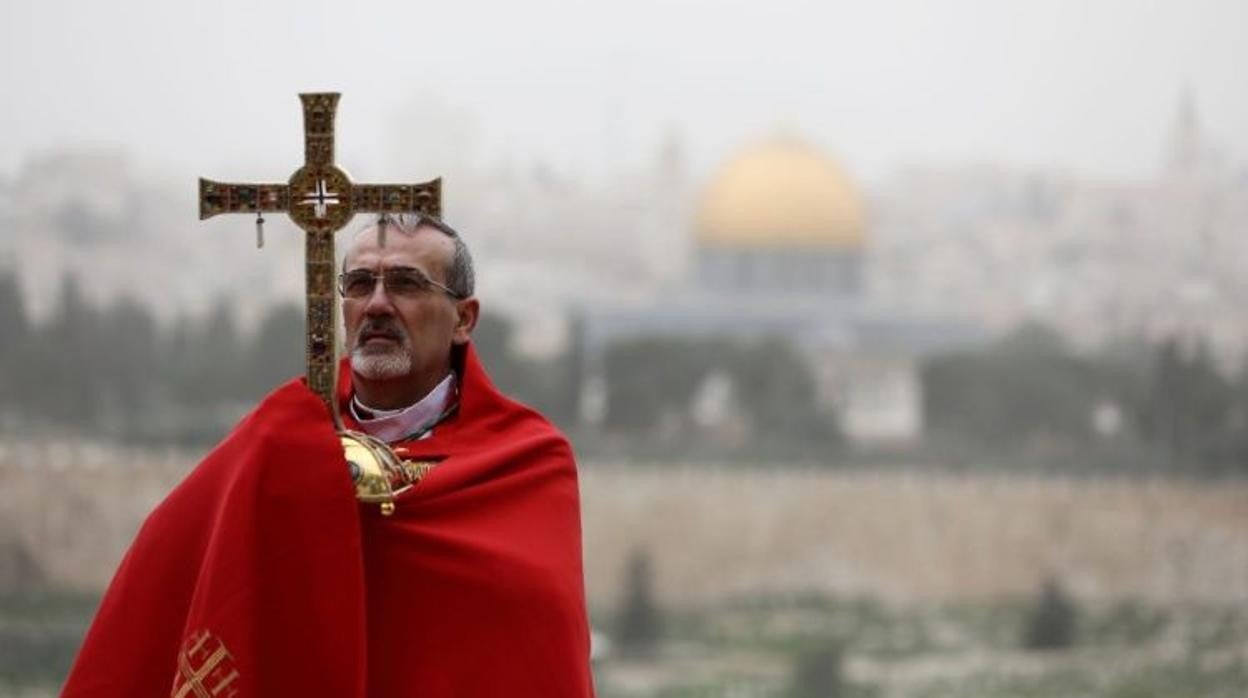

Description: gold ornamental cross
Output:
[199,93,441,426]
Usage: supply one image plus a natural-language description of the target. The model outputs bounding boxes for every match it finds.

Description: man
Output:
[343,214,476,420]
[63,215,594,697]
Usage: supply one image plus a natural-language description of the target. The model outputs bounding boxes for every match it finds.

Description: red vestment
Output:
[62,343,594,697]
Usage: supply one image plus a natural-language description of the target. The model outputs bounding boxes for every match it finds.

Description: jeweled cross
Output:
[199,93,441,426]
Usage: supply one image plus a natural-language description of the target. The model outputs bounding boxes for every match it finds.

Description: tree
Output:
[0,268,28,403]
[168,296,247,404]
[1022,578,1078,650]
[0,267,27,338]
[729,338,829,440]
[471,311,578,426]
[29,273,100,425]
[788,641,846,698]
[614,549,662,657]
[602,337,713,431]
[1143,338,1238,468]
[95,295,160,414]
[922,322,1143,449]
[247,302,304,388]
[600,335,834,443]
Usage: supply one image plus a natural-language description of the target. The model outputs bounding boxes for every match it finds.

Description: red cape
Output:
[63,343,594,697]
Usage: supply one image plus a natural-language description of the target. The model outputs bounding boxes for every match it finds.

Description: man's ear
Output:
[452,297,480,346]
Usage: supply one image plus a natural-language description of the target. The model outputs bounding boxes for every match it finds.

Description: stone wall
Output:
[4,441,1246,606]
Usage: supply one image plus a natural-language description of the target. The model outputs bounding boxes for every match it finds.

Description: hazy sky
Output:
[3,0,1245,185]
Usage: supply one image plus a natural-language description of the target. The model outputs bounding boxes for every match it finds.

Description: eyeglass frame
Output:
[338,213,469,301]
[337,266,466,301]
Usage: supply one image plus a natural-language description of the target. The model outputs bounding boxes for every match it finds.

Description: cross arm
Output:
[199,179,291,220]
[351,179,442,218]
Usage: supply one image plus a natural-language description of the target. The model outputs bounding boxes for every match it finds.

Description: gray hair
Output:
[347,213,475,298]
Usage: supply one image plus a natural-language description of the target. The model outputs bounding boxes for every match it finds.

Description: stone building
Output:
[578,136,980,444]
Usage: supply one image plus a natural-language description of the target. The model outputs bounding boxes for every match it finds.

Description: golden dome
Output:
[696,136,865,249]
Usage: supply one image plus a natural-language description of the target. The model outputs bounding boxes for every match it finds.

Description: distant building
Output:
[867,90,1248,369]
[577,136,982,444]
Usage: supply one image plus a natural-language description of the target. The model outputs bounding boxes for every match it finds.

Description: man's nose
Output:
[362,277,396,314]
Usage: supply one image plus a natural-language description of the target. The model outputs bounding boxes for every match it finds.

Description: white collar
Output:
[350,372,457,443]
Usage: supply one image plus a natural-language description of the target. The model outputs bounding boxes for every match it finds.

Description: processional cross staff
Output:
[198,92,437,514]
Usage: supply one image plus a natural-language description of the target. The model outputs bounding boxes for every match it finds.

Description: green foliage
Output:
[615,550,663,658]
[922,322,1143,448]
[1086,600,1170,645]
[0,268,29,410]
[593,591,1248,698]
[922,322,1248,472]
[1143,338,1245,467]
[602,336,709,431]
[600,335,835,444]
[0,273,306,444]
[471,311,579,426]
[1022,578,1078,651]
[245,302,304,388]
[0,271,585,445]
[0,268,27,338]
[1102,659,1248,698]
[788,641,846,698]
[903,658,1248,698]
[5,268,1248,473]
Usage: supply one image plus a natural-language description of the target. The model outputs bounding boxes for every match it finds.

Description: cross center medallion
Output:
[301,178,340,219]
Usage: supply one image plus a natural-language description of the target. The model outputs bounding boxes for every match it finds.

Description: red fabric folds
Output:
[62,343,593,697]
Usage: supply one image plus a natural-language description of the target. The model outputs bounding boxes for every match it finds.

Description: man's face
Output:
[341,224,467,391]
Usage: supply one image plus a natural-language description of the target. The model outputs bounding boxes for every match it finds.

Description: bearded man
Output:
[63,215,595,697]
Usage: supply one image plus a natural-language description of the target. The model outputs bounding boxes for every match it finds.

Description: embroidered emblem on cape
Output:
[171,629,241,697]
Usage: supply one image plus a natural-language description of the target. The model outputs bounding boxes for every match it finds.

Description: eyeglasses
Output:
[338,267,464,300]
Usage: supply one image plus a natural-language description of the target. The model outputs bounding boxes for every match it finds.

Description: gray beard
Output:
[350,345,413,380]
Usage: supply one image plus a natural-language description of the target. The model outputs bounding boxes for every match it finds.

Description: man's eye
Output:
[386,273,427,294]
[345,274,375,295]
